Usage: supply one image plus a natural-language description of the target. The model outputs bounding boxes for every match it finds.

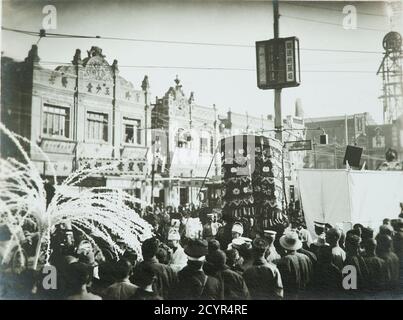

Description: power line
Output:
[2,27,383,55]
[283,2,391,18]
[35,60,377,74]
[281,14,389,32]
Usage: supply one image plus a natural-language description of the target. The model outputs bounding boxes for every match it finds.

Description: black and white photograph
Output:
[0,0,403,305]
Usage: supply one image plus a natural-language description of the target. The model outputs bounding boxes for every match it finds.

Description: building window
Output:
[210,137,214,154]
[42,104,70,138]
[123,117,141,144]
[87,111,108,142]
[177,128,191,148]
[200,137,209,154]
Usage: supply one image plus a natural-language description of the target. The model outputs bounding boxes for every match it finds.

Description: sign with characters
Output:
[256,36,301,90]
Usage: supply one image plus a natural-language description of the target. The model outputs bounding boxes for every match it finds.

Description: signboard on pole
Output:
[256,36,301,90]
[285,140,312,151]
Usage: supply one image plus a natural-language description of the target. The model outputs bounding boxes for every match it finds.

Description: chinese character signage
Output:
[77,158,147,176]
[285,140,312,151]
[256,37,301,89]
[39,138,77,154]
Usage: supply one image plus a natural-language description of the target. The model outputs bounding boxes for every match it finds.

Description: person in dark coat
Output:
[276,231,312,300]
[103,259,138,300]
[309,246,343,299]
[204,249,250,300]
[377,234,399,291]
[133,237,177,300]
[243,238,283,300]
[225,248,245,274]
[130,264,162,300]
[170,239,223,300]
[392,218,403,290]
[344,234,369,292]
[362,238,386,292]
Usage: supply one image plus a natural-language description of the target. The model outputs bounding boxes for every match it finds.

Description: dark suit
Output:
[170,264,223,300]
[133,257,177,299]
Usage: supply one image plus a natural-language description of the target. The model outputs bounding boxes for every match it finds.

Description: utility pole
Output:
[273,0,282,142]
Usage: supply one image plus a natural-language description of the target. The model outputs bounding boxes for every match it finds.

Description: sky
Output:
[1,0,402,124]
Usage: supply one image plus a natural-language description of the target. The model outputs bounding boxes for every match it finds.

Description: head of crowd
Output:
[1,202,403,300]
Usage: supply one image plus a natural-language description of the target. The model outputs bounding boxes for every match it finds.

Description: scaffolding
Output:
[377,31,403,124]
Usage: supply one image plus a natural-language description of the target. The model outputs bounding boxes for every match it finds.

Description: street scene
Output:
[0,0,403,301]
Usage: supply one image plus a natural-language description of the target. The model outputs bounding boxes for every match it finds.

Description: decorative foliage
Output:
[0,122,153,269]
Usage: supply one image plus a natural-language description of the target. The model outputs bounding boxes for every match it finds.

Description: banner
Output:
[298,169,403,235]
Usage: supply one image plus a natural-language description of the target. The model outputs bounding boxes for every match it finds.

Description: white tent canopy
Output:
[297,169,403,235]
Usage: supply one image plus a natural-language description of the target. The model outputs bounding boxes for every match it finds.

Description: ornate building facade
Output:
[151,77,219,207]
[1,45,152,206]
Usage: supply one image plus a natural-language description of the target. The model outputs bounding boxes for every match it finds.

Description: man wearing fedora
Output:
[276,231,312,300]
[170,239,223,300]
[243,237,283,300]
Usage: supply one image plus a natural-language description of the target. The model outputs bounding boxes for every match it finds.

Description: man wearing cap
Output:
[167,229,187,273]
[263,230,281,264]
[204,249,250,300]
[133,237,177,300]
[276,231,312,300]
[310,221,328,256]
[170,239,223,300]
[243,237,283,300]
[231,222,244,239]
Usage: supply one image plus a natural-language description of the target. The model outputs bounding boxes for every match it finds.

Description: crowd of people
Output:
[1,202,403,300]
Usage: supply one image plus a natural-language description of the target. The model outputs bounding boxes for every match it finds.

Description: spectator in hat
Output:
[377,234,399,291]
[204,249,250,300]
[231,223,244,240]
[277,231,312,300]
[133,237,177,300]
[229,237,253,270]
[362,239,386,292]
[376,224,394,240]
[103,259,138,300]
[65,262,102,300]
[361,227,374,247]
[225,248,245,274]
[326,228,346,270]
[170,239,223,300]
[263,230,281,264]
[309,233,328,257]
[167,229,187,273]
[243,237,283,300]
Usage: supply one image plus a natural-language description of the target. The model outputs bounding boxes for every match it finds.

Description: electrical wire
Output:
[2,26,383,55]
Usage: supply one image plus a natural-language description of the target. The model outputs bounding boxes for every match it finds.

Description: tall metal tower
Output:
[377,31,403,124]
